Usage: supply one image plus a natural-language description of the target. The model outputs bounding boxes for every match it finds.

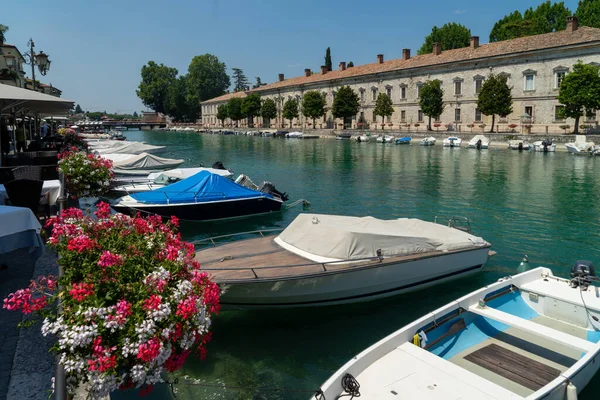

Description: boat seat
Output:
[468,305,594,353]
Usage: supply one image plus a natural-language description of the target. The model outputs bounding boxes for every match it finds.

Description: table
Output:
[0,179,61,206]
[0,206,45,261]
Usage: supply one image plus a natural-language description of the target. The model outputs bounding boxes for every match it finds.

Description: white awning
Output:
[0,84,74,116]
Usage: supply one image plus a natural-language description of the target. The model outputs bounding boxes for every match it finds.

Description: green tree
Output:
[325,47,332,71]
[261,98,277,127]
[74,104,83,114]
[133,111,139,118]
[302,91,326,129]
[136,61,178,114]
[282,98,299,128]
[226,97,244,126]
[373,93,394,127]
[252,77,266,89]
[576,0,600,28]
[557,61,600,134]
[186,54,231,119]
[0,24,8,45]
[232,68,249,92]
[241,92,262,125]
[347,61,354,68]
[331,86,360,129]
[216,104,229,126]
[477,74,513,133]
[490,1,571,42]
[418,23,471,55]
[419,80,444,131]
[166,75,195,122]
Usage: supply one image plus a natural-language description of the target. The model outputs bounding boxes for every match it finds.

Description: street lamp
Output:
[23,38,51,91]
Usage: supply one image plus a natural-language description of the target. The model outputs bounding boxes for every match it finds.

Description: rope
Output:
[284,198,311,209]
[338,373,361,399]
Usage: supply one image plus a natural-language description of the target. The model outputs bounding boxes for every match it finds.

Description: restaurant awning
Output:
[0,84,74,116]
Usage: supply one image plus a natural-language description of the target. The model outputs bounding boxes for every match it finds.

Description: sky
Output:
[2,0,582,113]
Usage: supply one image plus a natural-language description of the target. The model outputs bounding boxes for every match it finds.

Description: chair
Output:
[0,168,15,184]
[4,179,46,217]
[12,165,43,180]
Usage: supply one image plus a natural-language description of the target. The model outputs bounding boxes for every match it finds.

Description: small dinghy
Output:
[566,135,595,155]
[467,135,490,149]
[355,133,373,143]
[376,135,395,143]
[443,136,462,147]
[420,136,436,146]
[395,137,411,145]
[509,139,531,151]
[313,261,600,400]
[532,139,556,152]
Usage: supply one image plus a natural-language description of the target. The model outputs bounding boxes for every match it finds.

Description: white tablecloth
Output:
[0,180,62,206]
[0,206,44,260]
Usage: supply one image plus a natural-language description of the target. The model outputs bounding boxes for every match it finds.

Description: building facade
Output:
[201,17,600,133]
[0,44,26,88]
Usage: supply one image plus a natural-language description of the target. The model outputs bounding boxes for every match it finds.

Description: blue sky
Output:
[2,0,581,113]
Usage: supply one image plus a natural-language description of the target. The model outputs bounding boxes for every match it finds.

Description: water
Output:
[121,131,600,399]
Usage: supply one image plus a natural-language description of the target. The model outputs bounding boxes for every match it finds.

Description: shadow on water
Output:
[118,131,600,400]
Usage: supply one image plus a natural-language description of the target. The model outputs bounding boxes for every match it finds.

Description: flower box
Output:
[58,150,113,198]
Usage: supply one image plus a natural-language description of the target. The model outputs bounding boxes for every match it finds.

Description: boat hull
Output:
[112,196,283,221]
[217,247,490,309]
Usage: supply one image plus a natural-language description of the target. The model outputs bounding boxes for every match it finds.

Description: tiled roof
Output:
[201,90,247,104]
[244,26,600,94]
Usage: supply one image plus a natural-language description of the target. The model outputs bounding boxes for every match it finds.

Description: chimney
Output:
[567,16,579,32]
[402,48,411,60]
[470,36,480,49]
[432,43,442,56]
[377,54,384,64]
[320,65,328,74]
[339,61,346,71]
[278,73,284,82]
[304,68,311,77]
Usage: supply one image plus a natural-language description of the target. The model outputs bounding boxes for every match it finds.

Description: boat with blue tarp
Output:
[395,137,411,145]
[111,170,285,221]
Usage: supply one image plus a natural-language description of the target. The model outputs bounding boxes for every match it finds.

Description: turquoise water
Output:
[120,131,600,399]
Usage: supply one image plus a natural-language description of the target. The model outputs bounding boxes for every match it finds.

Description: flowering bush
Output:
[58,149,113,197]
[3,205,220,399]
[58,127,77,136]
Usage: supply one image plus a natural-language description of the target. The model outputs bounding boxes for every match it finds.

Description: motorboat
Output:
[336,133,352,140]
[286,131,303,138]
[194,214,491,309]
[273,131,289,138]
[355,133,373,143]
[110,167,233,195]
[109,152,184,179]
[312,262,600,400]
[467,135,490,149]
[532,139,557,152]
[94,141,165,155]
[376,135,395,143]
[112,170,286,221]
[443,136,462,147]
[565,135,595,155]
[395,137,411,145]
[420,137,436,146]
[508,139,531,151]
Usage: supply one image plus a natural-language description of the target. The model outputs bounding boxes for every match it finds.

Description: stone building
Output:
[0,43,26,88]
[201,17,600,133]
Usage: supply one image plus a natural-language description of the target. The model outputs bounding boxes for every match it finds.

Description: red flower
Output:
[69,282,94,302]
[138,385,154,396]
[163,350,190,372]
[95,202,111,219]
[137,337,161,362]
[176,296,198,320]
[143,295,162,311]
[98,251,123,268]
[66,235,98,253]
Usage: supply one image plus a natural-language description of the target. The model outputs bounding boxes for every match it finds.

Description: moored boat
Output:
[108,152,185,179]
[194,214,491,309]
[443,136,462,147]
[376,135,395,143]
[532,139,557,152]
[467,135,490,149]
[566,135,595,154]
[355,133,373,143]
[509,139,531,151]
[336,133,352,140]
[312,262,600,400]
[420,136,436,146]
[395,136,411,145]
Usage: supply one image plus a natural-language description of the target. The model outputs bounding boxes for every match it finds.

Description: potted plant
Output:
[508,123,518,133]
[433,123,441,131]
[466,124,474,132]
[414,123,420,132]
[523,124,533,134]
[479,124,486,130]
[560,124,570,134]
[3,205,220,398]
[58,149,113,203]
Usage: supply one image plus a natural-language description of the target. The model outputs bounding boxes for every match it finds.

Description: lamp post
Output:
[23,38,51,92]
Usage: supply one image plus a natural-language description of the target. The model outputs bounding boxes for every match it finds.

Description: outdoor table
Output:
[0,206,45,261]
[0,179,62,206]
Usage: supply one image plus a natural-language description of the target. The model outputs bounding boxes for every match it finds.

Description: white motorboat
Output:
[420,136,436,146]
[313,262,600,400]
[194,214,491,309]
[94,141,165,155]
[532,139,557,152]
[109,152,184,178]
[566,135,595,154]
[110,167,233,195]
[467,135,490,149]
[509,139,531,151]
[443,136,462,147]
[355,133,373,143]
[286,131,304,138]
[376,135,395,143]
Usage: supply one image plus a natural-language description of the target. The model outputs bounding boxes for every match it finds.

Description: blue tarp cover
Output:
[131,171,270,204]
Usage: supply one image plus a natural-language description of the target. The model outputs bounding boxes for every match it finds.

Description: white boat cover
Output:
[95,142,165,154]
[276,214,489,261]
[147,167,233,181]
[111,152,184,175]
[468,135,489,145]
[88,140,129,149]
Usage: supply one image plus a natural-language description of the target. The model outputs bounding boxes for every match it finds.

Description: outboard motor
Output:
[518,142,524,151]
[212,161,227,170]
[570,260,596,290]
[259,181,289,202]
[476,139,482,150]
[542,139,552,153]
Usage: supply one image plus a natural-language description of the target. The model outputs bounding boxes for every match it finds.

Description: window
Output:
[372,88,377,101]
[555,105,565,121]
[386,87,392,99]
[386,115,392,123]
[475,108,482,122]
[400,86,406,100]
[524,106,533,120]
[586,109,597,122]
[360,90,365,102]
[400,110,406,122]
[434,115,441,123]
[417,83,423,98]
[524,74,535,91]
[555,71,566,89]
[475,79,483,94]
[454,80,463,96]
[417,110,423,122]
[455,109,461,122]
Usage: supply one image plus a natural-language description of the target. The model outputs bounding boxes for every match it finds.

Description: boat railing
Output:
[434,215,472,234]
[192,228,284,248]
